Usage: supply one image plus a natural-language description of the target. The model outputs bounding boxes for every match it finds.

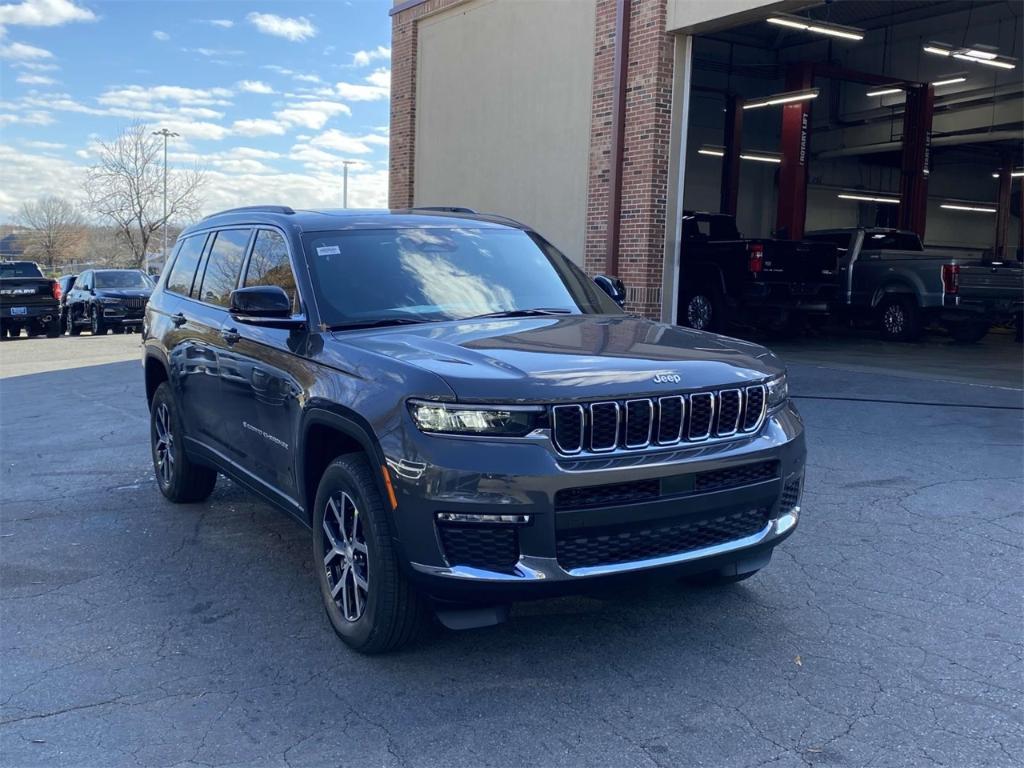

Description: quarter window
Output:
[245,229,299,313]
[166,236,206,296]
[198,229,251,307]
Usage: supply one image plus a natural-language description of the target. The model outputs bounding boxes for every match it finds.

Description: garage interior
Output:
[682,0,1023,257]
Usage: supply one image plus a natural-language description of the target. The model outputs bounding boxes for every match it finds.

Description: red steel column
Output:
[775,64,814,240]
[720,95,742,216]
[898,85,934,239]
[994,159,1012,259]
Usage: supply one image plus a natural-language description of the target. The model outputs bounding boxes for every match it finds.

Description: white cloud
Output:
[352,45,390,67]
[152,30,169,41]
[98,85,233,110]
[21,139,64,150]
[293,73,320,83]
[12,60,58,70]
[246,12,316,42]
[0,109,53,125]
[0,144,86,218]
[0,40,53,59]
[365,68,390,88]
[0,0,95,29]
[204,19,234,28]
[274,100,351,130]
[192,47,243,57]
[231,118,286,137]
[16,73,55,85]
[237,79,274,94]
[307,129,388,155]
[334,68,390,102]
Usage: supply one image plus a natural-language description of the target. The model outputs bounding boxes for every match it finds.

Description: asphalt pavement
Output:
[1,332,1021,767]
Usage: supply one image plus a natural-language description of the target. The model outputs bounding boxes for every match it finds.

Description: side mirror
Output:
[229,286,304,329]
[594,274,627,308]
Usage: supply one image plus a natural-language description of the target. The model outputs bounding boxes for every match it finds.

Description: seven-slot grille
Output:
[551,385,767,455]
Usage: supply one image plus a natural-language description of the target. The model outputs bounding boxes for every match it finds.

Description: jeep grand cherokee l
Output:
[142,206,805,654]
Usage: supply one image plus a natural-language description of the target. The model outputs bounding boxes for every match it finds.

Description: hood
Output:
[96,288,152,300]
[330,315,781,402]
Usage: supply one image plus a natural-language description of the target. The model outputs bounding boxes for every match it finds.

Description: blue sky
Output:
[0,0,394,220]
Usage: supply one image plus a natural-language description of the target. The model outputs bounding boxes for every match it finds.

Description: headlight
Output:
[765,373,788,409]
[409,401,542,437]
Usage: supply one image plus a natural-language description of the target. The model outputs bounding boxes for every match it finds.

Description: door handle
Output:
[221,327,240,344]
[172,312,186,327]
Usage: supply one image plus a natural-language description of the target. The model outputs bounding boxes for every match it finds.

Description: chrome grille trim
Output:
[552,404,585,455]
[589,401,620,453]
[623,399,654,449]
[656,395,685,445]
[688,392,715,441]
[716,388,742,437]
[549,384,771,457]
[742,385,767,433]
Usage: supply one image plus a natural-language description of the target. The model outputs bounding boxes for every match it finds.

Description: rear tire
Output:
[948,321,989,343]
[313,455,427,654]
[681,287,725,333]
[150,382,217,503]
[46,316,61,338]
[876,296,922,341]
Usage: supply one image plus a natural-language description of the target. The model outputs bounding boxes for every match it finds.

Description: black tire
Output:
[150,382,217,503]
[114,326,125,334]
[681,287,724,332]
[948,321,990,344]
[0,325,8,341]
[68,317,81,336]
[876,296,922,341]
[46,316,61,338]
[681,569,760,587]
[313,455,427,654]
[90,307,106,336]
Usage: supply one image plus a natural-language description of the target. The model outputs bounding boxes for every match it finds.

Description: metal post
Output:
[342,160,355,208]
[720,95,743,217]
[151,128,179,267]
[897,85,934,239]
[775,64,814,240]
[994,157,1012,260]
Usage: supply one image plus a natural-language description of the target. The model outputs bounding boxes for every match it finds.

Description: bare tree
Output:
[84,121,205,268]
[17,196,86,267]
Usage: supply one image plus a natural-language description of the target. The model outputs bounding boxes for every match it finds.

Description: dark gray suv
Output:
[142,206,805,653]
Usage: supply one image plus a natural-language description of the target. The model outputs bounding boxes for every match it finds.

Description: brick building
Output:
[389,0,1023,321]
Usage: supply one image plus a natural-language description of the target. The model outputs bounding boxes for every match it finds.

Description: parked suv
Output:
[65,268,152,335]
[142,207,805,653]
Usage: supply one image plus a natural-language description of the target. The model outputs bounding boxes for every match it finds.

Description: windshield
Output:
[0,263,43,279]
[94,270,150,290]
[302,227,619,327]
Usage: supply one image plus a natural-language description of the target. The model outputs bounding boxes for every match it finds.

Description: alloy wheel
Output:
[687,295,712,330]
[322,491,370,622]
[153,402,174,487]
[882,304,905,335]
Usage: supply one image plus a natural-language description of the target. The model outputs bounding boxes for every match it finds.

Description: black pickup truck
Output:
[678,212,838,333]
[0,261,60,339]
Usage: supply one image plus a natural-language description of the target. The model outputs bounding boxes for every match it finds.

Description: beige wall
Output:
[414,0,595,263]
[666,0,802,34]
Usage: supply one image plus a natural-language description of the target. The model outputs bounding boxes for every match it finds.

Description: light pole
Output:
[151,128,180,267]
[342,160,355,208]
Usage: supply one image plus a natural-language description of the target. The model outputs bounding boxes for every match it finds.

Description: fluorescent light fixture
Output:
[991,169,1024,178]
[743,88,820,110]
[962,47,997,60]
[932,74,966,87]
[941,203,997,213]
[923,42,953,56]
[952,52,1016,69]
[765,13,864,41]
[866,87,904,97]
[838,193,900,205]
[698,145,782,164]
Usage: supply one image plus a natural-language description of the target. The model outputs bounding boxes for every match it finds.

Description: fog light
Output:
[436,512,531,525]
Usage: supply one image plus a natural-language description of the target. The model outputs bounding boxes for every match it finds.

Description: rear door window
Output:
[166,235,207,297]
[197,229,251,307]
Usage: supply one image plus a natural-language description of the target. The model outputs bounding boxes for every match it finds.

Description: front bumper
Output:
[382,402,805,601]
[101,306,145,325]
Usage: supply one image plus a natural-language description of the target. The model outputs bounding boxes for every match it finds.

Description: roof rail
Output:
[410,206,477,214]
[205,205,295,219]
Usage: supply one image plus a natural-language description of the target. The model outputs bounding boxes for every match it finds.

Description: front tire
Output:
[150,382,217,503]
[313,455,427,654]
[90,307,106,336]
[876,296,922,341]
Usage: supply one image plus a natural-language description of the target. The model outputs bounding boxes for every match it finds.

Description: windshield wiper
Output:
[328,317,430,331]
[459,308,574,321]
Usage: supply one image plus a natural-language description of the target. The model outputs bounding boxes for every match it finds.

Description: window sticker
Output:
[317,245,341,256]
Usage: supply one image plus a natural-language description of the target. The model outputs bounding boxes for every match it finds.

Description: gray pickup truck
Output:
[805,228,1023,342]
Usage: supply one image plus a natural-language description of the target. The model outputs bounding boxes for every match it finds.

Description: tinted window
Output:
[198,229,250,307]
[0,262,43,278]
[166,236,206,296]
[302,227,619,327]
[78,271,92,290]
[863,232,922,251]
[245,230,298,312]
[95,270,150,290]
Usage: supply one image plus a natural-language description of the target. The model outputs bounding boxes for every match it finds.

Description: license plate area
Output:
[10,306,27,316]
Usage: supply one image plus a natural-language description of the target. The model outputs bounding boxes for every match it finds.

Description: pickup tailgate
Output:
[0,278,57,312]
[760,240,838,284]
[957,262,1024,304]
